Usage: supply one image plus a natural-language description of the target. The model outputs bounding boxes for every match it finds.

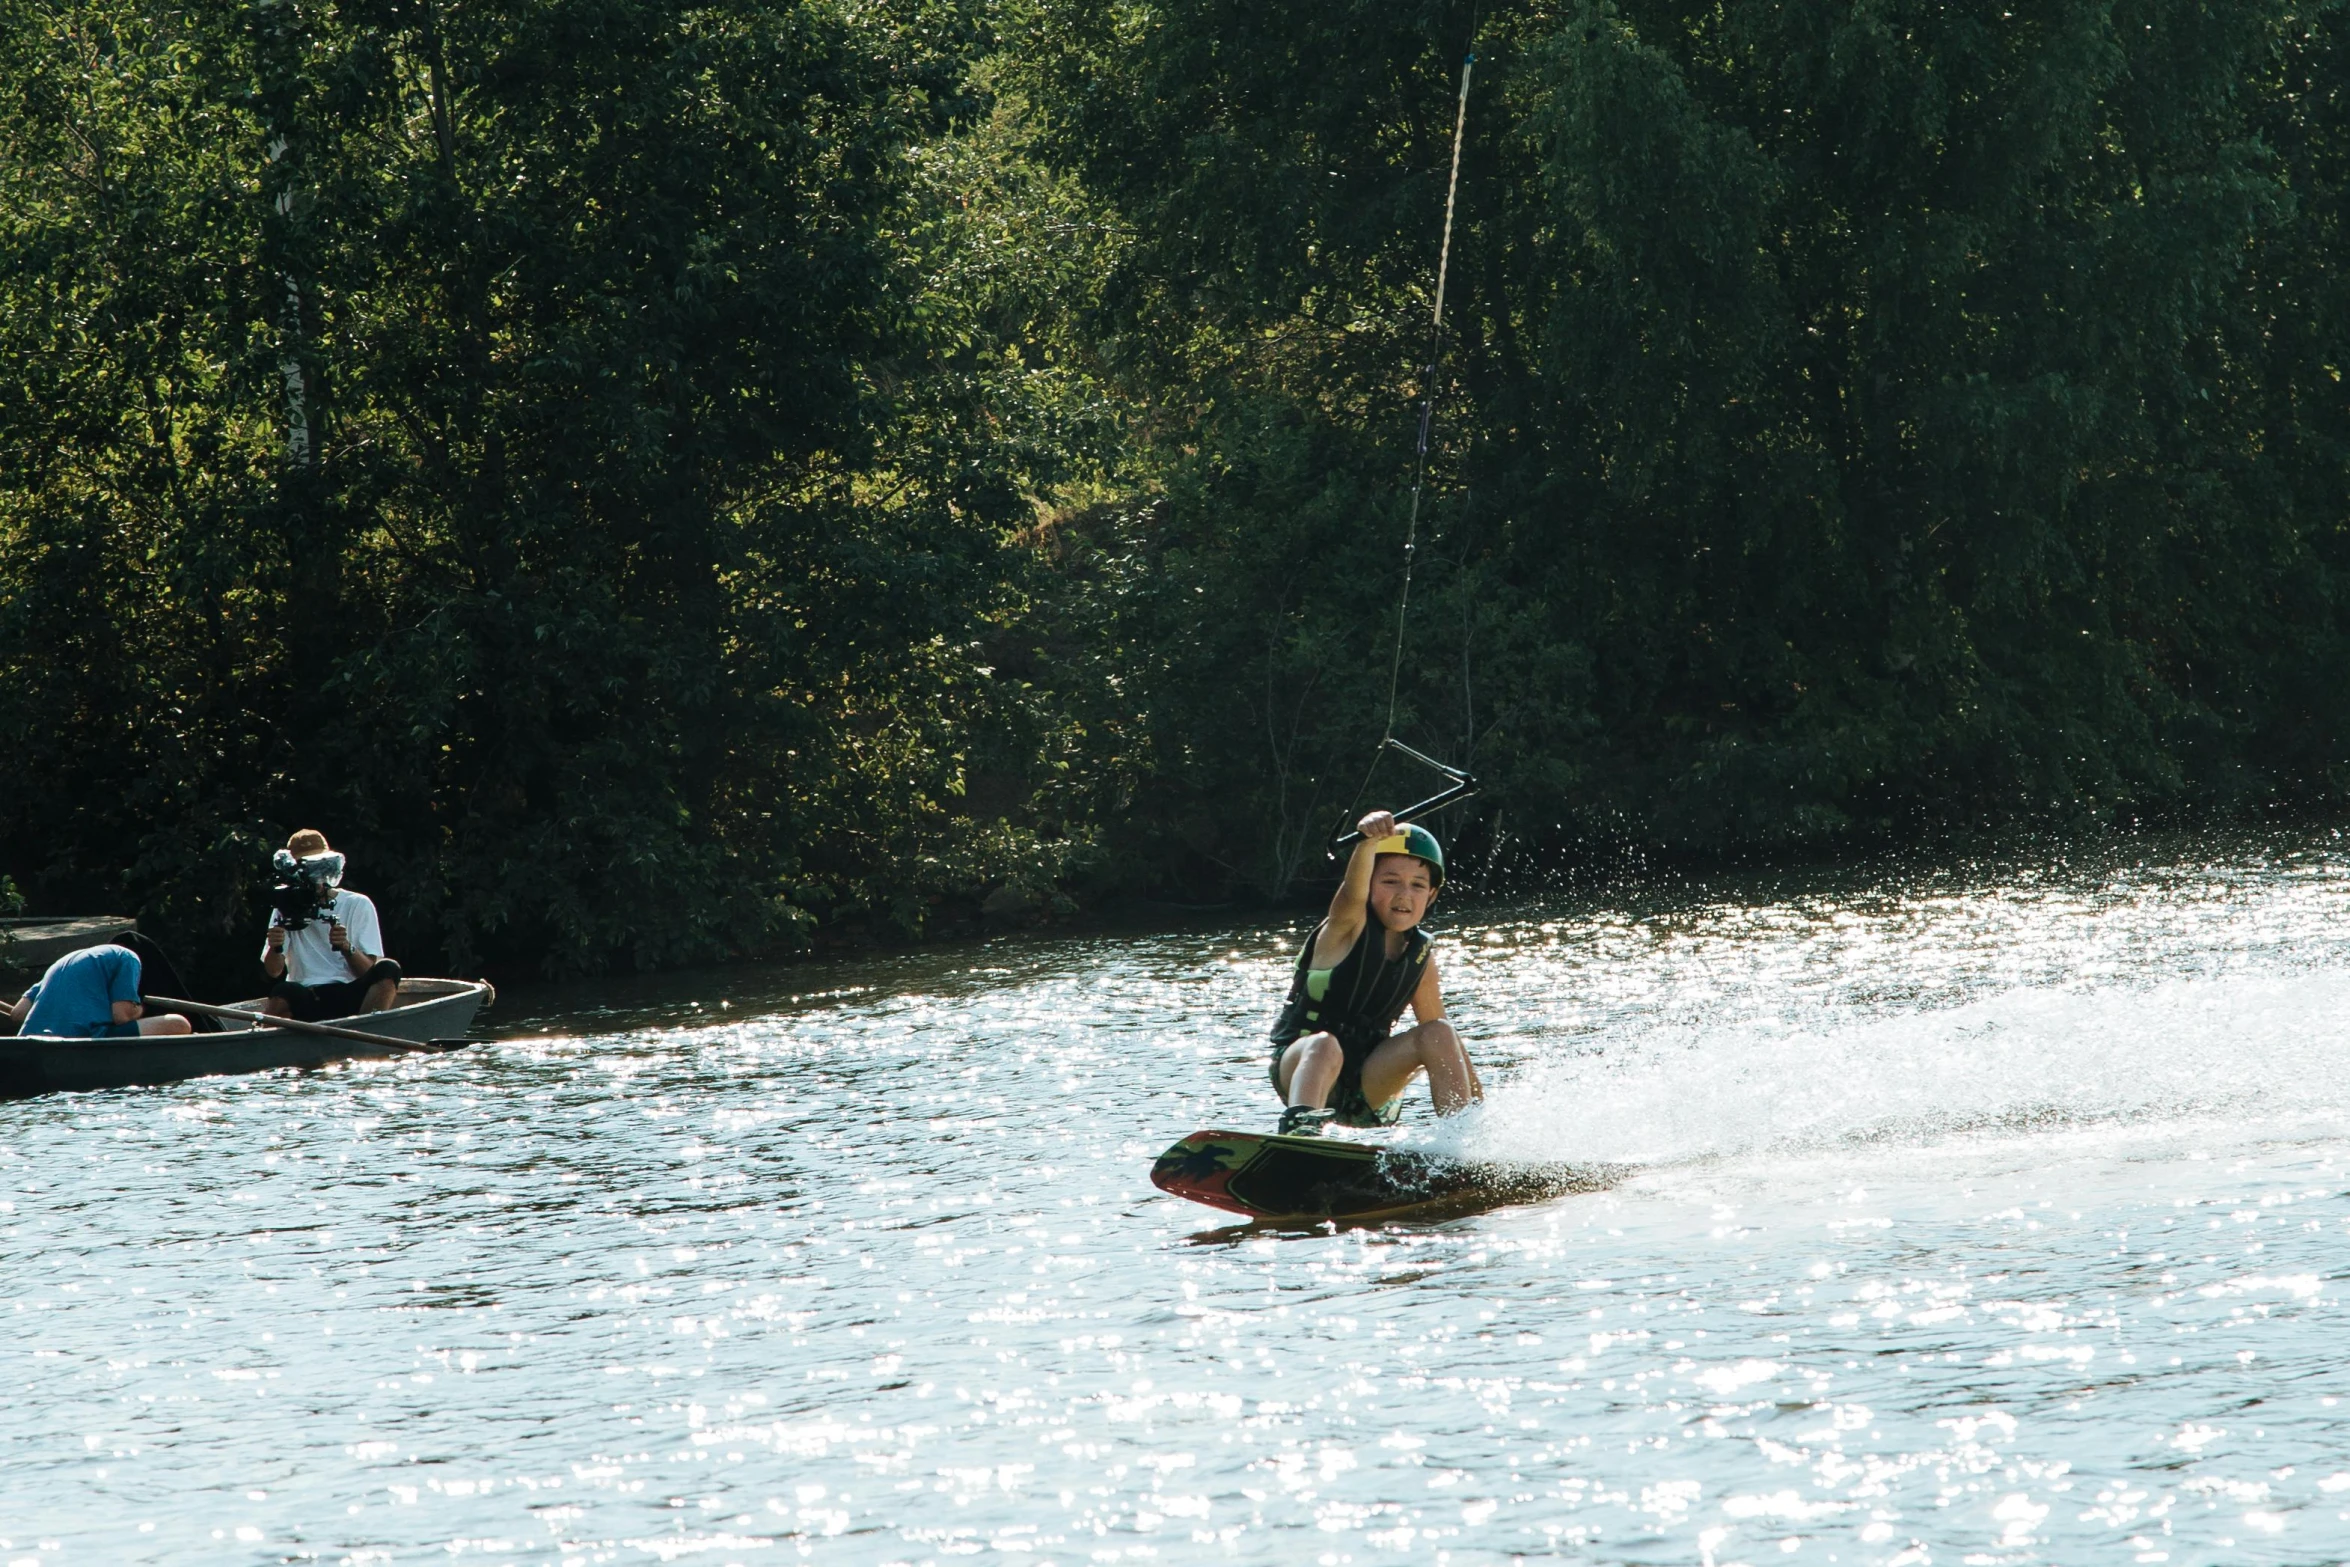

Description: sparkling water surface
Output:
[13,831,2350,1564]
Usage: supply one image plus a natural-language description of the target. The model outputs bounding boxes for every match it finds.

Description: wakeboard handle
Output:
[1328,738,1476,852]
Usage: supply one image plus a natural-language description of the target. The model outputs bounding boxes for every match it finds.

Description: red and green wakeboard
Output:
[1150,1128,1612,1221]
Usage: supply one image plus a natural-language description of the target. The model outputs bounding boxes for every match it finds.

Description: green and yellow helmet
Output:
[1370,823,1445,889]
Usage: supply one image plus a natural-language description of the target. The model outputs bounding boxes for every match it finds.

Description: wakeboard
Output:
[1151,1128,1613,1221]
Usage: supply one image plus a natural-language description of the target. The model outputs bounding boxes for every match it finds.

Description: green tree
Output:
[1025,0,2350,886]
[0,0,1103,976]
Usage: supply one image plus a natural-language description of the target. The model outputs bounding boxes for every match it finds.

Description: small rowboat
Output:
[0,977,493,1099]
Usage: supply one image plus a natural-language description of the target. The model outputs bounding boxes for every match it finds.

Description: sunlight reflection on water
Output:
[9,832,2350,1562]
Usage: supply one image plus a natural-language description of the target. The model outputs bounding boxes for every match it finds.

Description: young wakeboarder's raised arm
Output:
[1267,809,1484,1136]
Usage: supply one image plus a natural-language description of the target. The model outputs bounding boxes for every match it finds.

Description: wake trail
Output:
[1419,967,2350,1172]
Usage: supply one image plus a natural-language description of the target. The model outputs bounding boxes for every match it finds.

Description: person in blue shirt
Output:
[6,944,194,1039]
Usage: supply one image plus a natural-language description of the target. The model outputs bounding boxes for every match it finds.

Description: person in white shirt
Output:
[257,829,403,1020]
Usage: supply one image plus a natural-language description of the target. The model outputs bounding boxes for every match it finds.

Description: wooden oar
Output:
[143,996,469,1055]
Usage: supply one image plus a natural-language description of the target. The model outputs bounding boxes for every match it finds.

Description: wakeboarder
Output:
[1267,808,1483,1135]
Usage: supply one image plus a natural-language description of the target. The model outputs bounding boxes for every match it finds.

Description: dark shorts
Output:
[1267,1034,1405,1128]
[268,961,403,1022]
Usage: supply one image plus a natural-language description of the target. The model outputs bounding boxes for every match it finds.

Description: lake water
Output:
[11,831,2350,1564]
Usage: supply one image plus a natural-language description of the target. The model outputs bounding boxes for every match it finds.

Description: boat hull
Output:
[0,979,490,1099]
[0,916,140,974]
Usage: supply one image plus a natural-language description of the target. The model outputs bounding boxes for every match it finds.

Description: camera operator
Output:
[258,829,403,1020]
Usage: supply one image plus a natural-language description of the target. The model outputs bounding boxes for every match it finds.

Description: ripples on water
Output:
[11,832,2350,1563]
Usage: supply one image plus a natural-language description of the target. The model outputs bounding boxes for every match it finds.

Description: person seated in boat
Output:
[1268,809,1483,1136]
[257,829,403,1020]
[5,943,194,1038]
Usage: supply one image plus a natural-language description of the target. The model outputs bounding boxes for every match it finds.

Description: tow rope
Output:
[1333,38,1481,853]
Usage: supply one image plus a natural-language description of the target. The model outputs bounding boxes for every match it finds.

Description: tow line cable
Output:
[1331,36,1481,853]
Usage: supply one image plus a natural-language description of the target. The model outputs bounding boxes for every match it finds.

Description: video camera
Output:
[269,849,346,931]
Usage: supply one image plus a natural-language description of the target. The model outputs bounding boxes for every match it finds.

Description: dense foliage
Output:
[0,0,1110,974]
[1,0,2346,978]
[1027,0,2350,892]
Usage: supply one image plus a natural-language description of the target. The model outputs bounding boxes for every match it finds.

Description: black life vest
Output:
[1269,916,1432,1058]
